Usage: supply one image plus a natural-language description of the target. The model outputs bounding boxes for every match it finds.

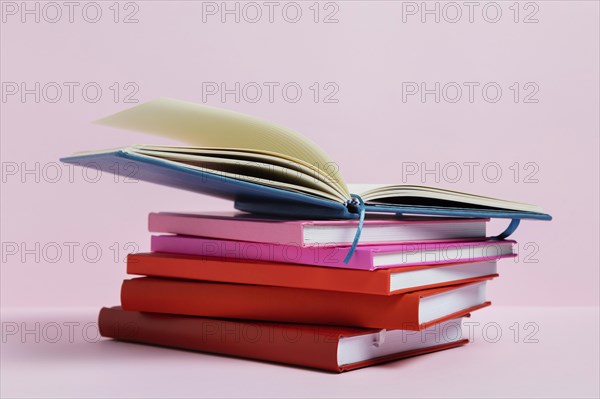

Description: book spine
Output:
[120,278,422,330]
[150,235,375,270]
[148,213,304,245]
[99,307,342,372]
[127,253,389,295]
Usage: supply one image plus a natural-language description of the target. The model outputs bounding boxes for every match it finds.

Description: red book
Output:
[99,307,469,372]
[128,252,499,295]
[120,278,491,330]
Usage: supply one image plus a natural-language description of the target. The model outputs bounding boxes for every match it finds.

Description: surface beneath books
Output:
[2,306,598,398]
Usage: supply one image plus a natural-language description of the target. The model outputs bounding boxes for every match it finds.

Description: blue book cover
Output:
[60,99,552,241]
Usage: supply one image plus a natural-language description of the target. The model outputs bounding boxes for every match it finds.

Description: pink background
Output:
[1,1,599,309]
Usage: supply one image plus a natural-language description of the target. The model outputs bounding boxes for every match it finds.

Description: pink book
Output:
[151,235,515,270]
[148,212,489,247]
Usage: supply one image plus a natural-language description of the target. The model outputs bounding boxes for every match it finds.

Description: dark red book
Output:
[99,307,469,372]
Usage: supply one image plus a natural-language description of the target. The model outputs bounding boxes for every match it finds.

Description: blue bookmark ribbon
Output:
[344,194,366,264]
[342,199,520,262]
[492,218,521,240]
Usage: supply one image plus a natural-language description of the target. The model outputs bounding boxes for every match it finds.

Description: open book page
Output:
[347,184,544,213]
[134,145,349,201]
[95,98,350,199]
[131,146,347,202]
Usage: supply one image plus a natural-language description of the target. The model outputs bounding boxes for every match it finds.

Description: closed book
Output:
[148,211,488,246]
[120,278,491,330]
[150,235,515,270]
[128,252,499,295]
[99,307,469,372]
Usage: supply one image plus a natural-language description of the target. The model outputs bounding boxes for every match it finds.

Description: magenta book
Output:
[151,235,515,270]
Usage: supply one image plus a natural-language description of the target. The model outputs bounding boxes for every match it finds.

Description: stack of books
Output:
[99,211,516,372]
[61,99,550,372]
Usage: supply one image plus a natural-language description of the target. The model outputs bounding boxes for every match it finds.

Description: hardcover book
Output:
[148,211,489,247]
[128,252,499,295]
[150,234,514,269]
[60,98,551,230]
[99,307,469,372]
[120,278,492,329]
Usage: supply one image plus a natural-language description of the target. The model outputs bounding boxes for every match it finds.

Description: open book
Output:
[60,98,551,224]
